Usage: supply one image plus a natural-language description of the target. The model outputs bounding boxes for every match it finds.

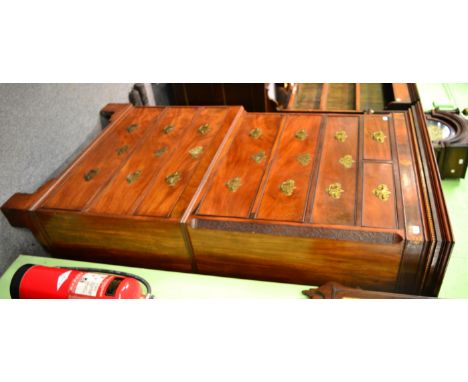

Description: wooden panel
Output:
[311,116,359,225]
[362,163,396,229]
[42,108,162,211]
[363,114,392,161]
[87,107,197,215]
[189,227,402,291]
[256,115,321,221]
[326,83,356,110]
[393,113,424,241]
[135,107,231,217]
[392,83,411,104]
[37,210,192,271]
[292,84,322,109]
[197,114,282,218]
[360,83,385,111]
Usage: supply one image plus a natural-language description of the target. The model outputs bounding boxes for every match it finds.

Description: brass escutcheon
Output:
[295,129,307,141]
[297,153,311,166]
[338,154,355,169]
[249,128,262,139]
[198,124,210,135]
[126,170,141,184]
[326,183,344,199]
[116,145,129,156]
[188,146,204,158]
[334,130,348,142]
[251,150,266,164]
[84,168,99,181]
[373,184,391,201]
[154,146,168,157]
[280,179,296,196]
[165,172,181,186]
[225,177,242,192]
[163,124,174,134]
[127,124,138,133]
[372,131,386,143]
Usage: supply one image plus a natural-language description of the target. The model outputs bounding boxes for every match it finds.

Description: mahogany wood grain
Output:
[362,163,396,229]
[188,226,402,290]
[311,115,359,225]
[87,107,197,215]
[363,114,392,161]
[196,113,282,218]
[319,83,329,109]
[392,83,411,104]
[42,108,162,211]
[1,103,454,297]
[36,209,192,271]
[255,115,321,222]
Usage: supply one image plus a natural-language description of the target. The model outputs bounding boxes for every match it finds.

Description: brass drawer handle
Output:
[249,128,262,139]
[280,179,296,196]
[154,146,168,157]
[225,177,242,192]
[165,172,181,187]
[334,130,348,142]
[373,184,391,201]
[338,154,355,169]
[126,170,141,184]
[163,124,174,134]
[116,145,129,156]
[251,150,266,163]
[127,124,138,133]
[188,146,204,158]
[84,168,99,181]
[295,129,307,141]
[326,183,344,199]
[297,153,311,166]
[372,131,386,143]
[198,124,210,135]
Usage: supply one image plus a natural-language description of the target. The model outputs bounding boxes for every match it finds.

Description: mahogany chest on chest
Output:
[2,103,453,296]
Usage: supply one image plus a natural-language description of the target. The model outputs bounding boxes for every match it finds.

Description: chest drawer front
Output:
[311,115,359,225]
[196,114,282,218]
[135,107,231,217]
[363,115,392,161]
[86,107,199,215]
[255,115,322,222]
[41,108,163,211]
[362,162,397,228]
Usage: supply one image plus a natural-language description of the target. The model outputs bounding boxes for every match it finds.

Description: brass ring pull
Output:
[198,124,210,135]
[249,128,262,139]
[334,130,347,142]
[127,124,138,133]
[372,131,386,143]
[338,155,355,169]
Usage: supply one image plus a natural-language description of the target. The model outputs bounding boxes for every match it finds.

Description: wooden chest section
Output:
[2,103,453,296]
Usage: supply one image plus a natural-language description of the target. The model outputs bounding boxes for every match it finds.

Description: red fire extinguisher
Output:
[10,264,154,299]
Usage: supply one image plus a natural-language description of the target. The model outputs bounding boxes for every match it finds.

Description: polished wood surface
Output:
[1,103,453,296]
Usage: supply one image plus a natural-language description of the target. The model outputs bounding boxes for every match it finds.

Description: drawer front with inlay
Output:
[311,115,359,226]
[255,114,322,222]
[196,114,282,218]
[42,108,163,211]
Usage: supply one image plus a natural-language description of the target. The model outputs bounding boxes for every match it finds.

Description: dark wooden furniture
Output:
[426,109,468,179]
[1,102,453,296]
[286,83,418,112]
[302,282,428,299]
[169,83,277,112]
